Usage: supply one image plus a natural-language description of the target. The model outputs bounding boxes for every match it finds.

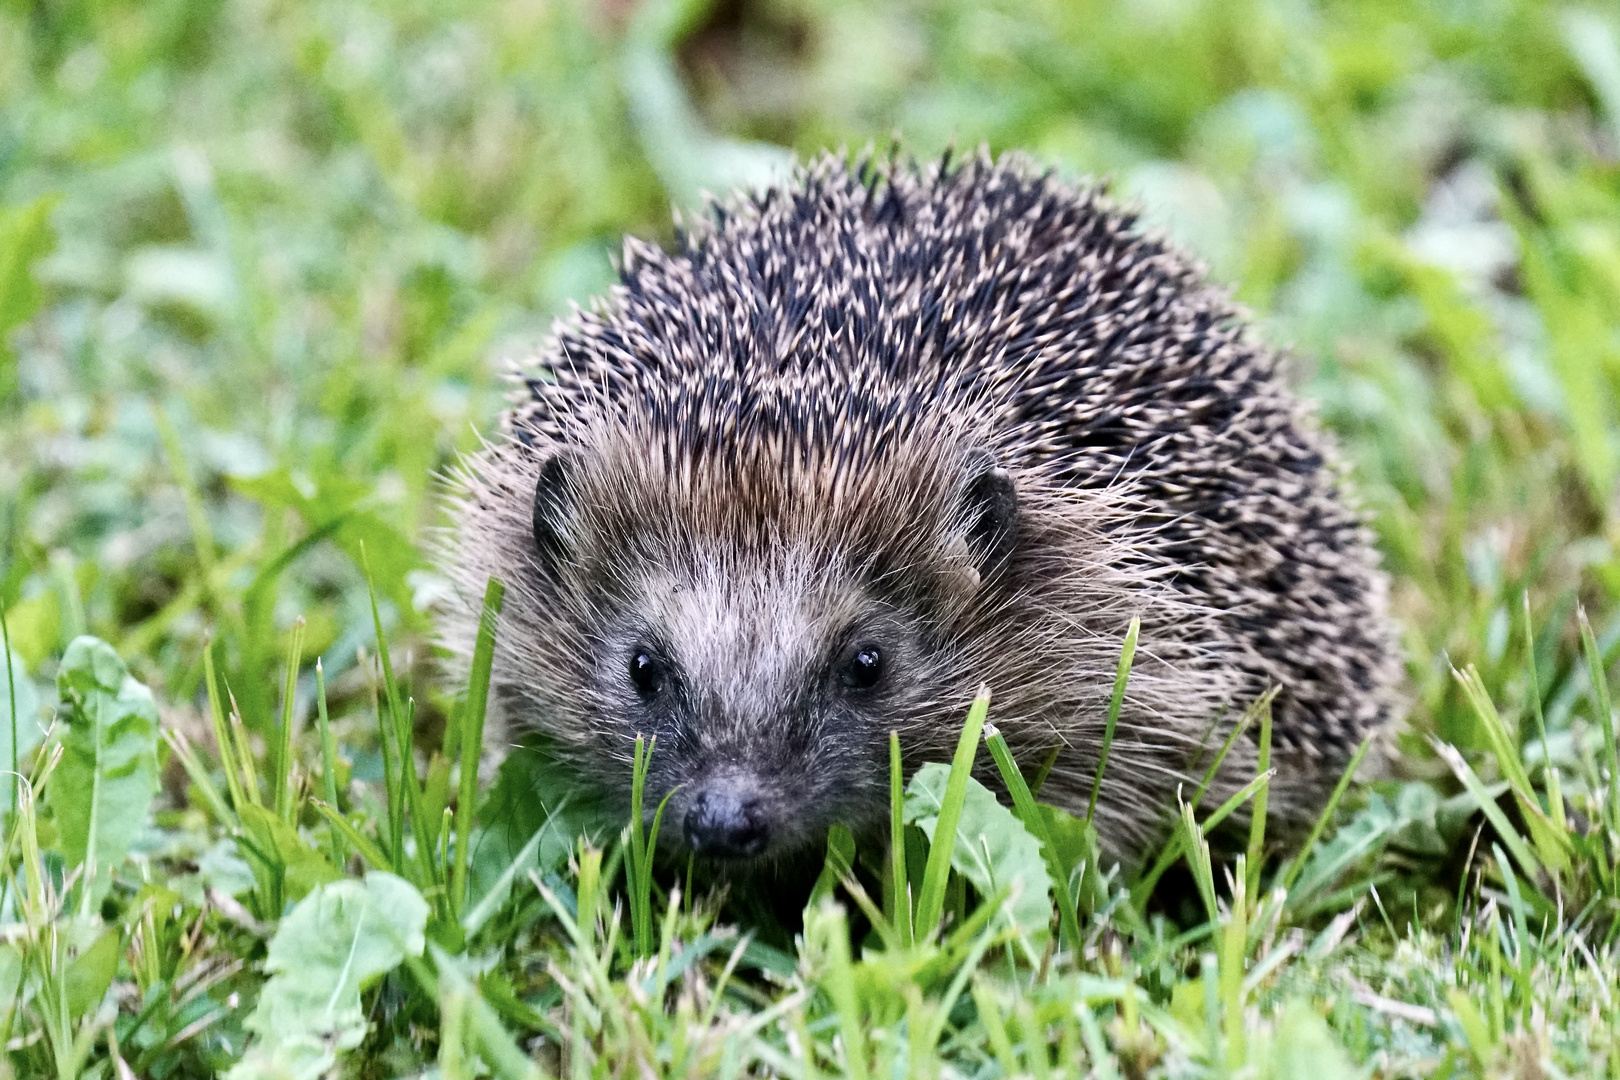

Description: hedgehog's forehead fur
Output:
[442,147,1399,868]
[559,403,995,582]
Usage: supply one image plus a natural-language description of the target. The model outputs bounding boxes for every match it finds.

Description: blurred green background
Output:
[3,0,1620,764]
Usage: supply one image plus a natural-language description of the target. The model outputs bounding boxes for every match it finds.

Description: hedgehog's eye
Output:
[629,649,666,699]
[838,643,884,691]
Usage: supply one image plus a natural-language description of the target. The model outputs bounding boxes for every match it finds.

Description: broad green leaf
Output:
[49,637,161,907]
[461,817,566,939]
[63,926,120,1019]
[0,649,44,813]
[904,765,1050,939]
[229,872,429,1080]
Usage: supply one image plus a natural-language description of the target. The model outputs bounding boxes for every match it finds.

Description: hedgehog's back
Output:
[507,152,1396,773]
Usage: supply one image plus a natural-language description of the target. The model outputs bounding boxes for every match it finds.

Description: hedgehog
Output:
[441,150,1400,871]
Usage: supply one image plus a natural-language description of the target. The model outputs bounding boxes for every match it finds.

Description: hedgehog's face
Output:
[516,444,1018,865]
[582,557,928,863]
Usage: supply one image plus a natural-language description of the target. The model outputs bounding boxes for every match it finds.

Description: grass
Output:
[4,0,1620,1075]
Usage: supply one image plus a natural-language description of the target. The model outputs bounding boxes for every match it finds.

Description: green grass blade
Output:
[362,544,408,871]
[453,577,504,917]
[889,730,913,949]
[273,617,305,823]
[1201,770,1277,837]
[314,659,344,866]
[163,729,235,829]
[311,799,393,873]
[1278,735,1372,896]
[1455,663,1572,875]
[1086,616,1139,824]
[1455,664,1539,804]
[628,734,653,957]
[1493,840,1534,1022]
[1191,690,1274,810]
[202,642,248,813]
[1524,592,1551,770]
[1243,696,1272,903]
[832,854,901,953]
[225,688,263,808]
[361,546,440,892]
[1131,690,1273,905]
[914,685,990,937]
[1029,744,1061,799]
[423,945,551,1080]
[1220,855,1248,1068]
[984,723,1082,954]
[363,655,402,871]
[361,542,408,743]
[1178,800,1218,923]
[1578,606,1620,834]
[971,979,1019,1076]
[816,904,868,1080]
[1546,764,1567,833]
[918,896,1008,1050]
[1432,738,1541,881]
[1137,767,1275,909]
[3,607,14,816]
[642,783,676,931]
[403,696,440,892]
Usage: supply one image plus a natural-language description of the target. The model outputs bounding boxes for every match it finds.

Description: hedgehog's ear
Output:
[955,451,1018,570]
[532,449,583,570]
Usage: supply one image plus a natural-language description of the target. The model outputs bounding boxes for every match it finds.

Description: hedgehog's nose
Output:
[683,787,769,858]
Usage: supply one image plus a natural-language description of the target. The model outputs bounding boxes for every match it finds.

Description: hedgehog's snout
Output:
[683,782,770,858]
